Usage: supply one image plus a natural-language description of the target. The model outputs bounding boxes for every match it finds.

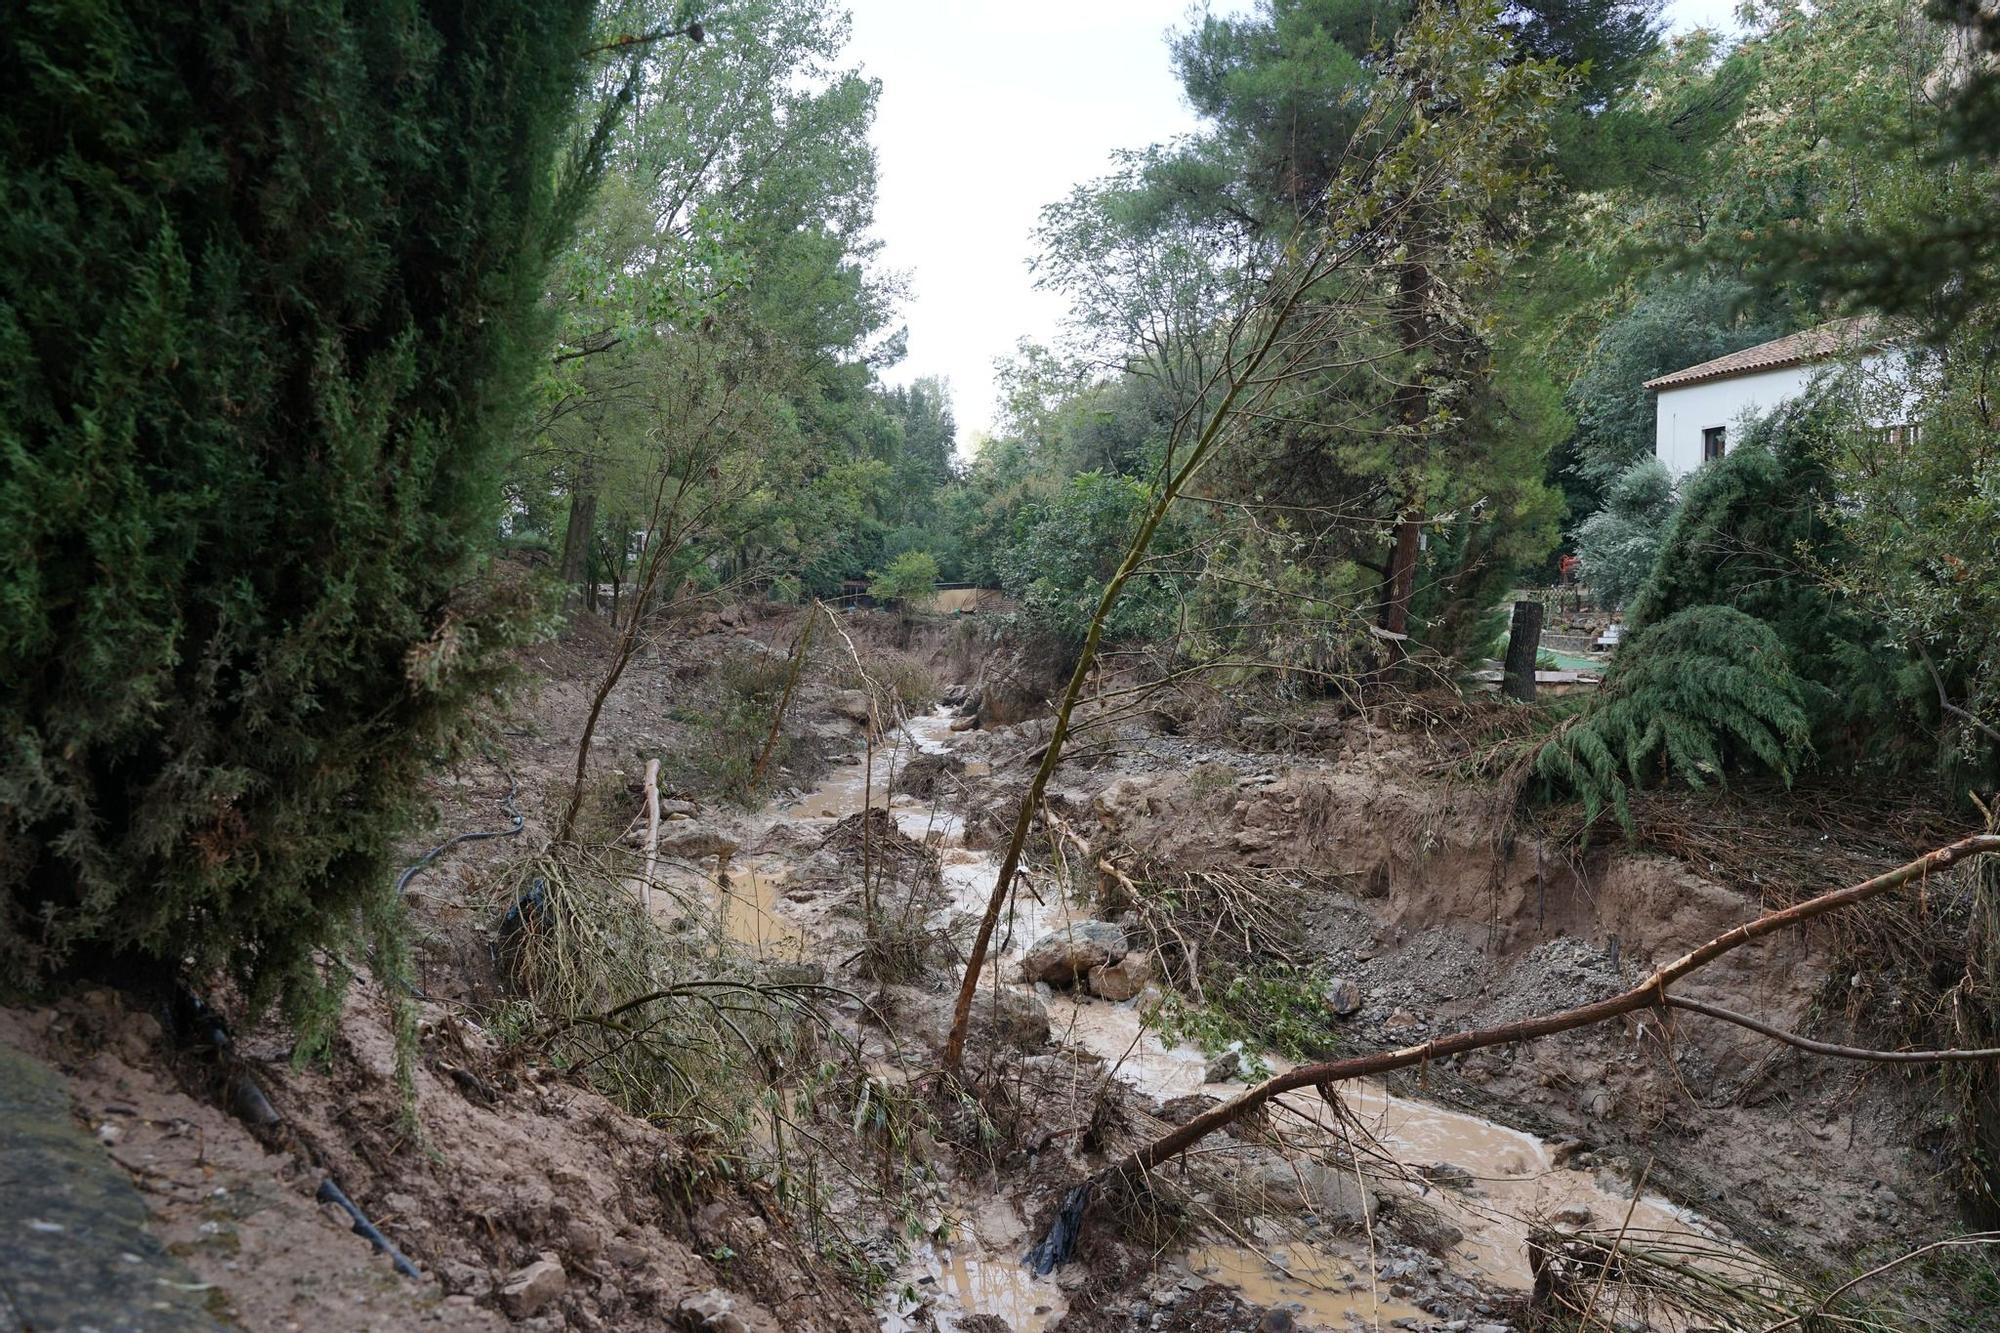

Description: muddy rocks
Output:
[1325,976,1364,1017]
[657,822,739,859]
[966,986,1052,1049]
[1092,776,1158,830]
[1204,1044,1246,1083]
[1549,1204,1595,1230]
[1018,920,1128,985]
[435,1259,494,1298]
[499,1254,567,1318]
[1088,948,1155,1001]
[830,690,875,725]
[677,1288,751,1332]
[564,1218,606,1260]
[1419,1162,1477,1192]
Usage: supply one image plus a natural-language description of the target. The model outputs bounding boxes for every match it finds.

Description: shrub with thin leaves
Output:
[0,0,608,1018]
[1534,605,1813,829]
[1573,457,1676,610]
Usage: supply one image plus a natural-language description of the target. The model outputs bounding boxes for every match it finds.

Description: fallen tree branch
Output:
[1665,994,2000,1063]
[1023,834,2000,1269]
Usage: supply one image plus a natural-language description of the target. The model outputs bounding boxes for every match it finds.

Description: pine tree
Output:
[0,1,611,1016]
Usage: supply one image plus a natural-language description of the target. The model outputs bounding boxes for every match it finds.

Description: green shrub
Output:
[1628,402,1920,757]
[1152,964,1341,1071]
[1573,458,1676,610]
[1534,605,1813,829]
[0,0,605,1016]
[995,471,1190,645]
[868,551,940,607]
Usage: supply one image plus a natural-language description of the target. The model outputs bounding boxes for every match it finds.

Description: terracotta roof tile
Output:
[1643,316,1883,391]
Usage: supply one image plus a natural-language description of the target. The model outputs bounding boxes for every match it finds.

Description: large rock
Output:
[499,1254,567,1318]
[965,986,1051,1049]
[830,690,875,725]
[1018,920,1128,985]
[678,1289,752,1333]
[1237,1160,1380,1227]
[1088,948,1155,1002]
[1325,976,1363,1017]
[657,822,739,860]
[874,982,1049,1052]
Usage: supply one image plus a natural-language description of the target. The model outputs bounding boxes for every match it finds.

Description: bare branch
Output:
[1666,994,2000,1063]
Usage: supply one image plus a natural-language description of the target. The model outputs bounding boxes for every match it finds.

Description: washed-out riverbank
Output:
[679,703,1752,1332]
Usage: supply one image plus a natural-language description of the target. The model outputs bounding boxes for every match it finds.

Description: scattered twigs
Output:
[1574,1153,1653,1331]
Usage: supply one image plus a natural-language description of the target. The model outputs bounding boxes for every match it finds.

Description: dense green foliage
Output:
[995,472,1190,646]
[1572,459,1676,610]
[509,0,961,616]
[867,550,939,607]
[955,0,1644,686]
[0,0,614,1008]
[1534,0,2000,816]
[1535,606,1813,826]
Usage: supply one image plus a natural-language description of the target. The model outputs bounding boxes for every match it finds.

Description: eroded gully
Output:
[692,709,1736,1332]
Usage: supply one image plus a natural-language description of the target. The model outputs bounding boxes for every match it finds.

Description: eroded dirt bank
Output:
[0,605,1973,1331]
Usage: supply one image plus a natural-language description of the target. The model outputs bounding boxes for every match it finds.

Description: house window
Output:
[1702,426,1726,462]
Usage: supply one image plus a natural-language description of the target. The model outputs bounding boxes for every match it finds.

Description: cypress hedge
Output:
[1,0,608,1018]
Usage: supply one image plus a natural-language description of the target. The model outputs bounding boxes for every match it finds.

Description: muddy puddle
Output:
[717,708,1736,1330]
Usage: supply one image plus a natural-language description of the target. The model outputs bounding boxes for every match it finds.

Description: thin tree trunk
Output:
[558,474,597,606]
[1379,255,1432,653]
[940,267,1326,1074]
[639,757,660,914]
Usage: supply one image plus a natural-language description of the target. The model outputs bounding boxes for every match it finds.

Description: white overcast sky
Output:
[845,0,1745,443]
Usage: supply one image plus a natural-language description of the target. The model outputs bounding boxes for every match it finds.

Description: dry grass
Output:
[493,840,836,1126]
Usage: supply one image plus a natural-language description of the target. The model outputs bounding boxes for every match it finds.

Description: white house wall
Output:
[1652,365,1816,478]
[1652,352,1912,479]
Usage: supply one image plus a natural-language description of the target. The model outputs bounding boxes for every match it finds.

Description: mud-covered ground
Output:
[1,603,1982,1332]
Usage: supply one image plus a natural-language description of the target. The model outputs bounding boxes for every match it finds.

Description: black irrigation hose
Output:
[317,1178,423,1279]
[395,755,525,897]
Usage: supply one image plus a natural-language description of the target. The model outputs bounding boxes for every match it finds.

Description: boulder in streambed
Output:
[1018,919,1128,985]
[870,982,1049,1051]
[1088,948,1155,1001]
[968,986,1051,1049]
[830,689,875,725]
[657,822,739,860]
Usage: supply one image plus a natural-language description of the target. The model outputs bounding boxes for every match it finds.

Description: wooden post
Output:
[1504,599,1541,702]
[640,757,660,914]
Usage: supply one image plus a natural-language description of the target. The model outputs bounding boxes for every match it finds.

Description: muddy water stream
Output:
[714,710,1730,1331]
